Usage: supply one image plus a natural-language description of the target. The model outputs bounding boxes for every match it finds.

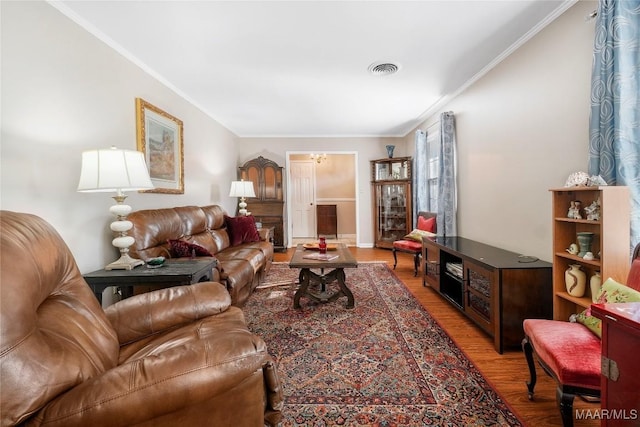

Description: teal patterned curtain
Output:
[413,130,428,227]
[588,0,640,250]
[437,112,457,236]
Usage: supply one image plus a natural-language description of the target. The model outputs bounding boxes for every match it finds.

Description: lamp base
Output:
[105,254,145,271]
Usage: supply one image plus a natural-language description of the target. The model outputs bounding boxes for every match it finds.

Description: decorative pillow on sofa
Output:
[575,277,640,338]
[418,215,436,232]
[404,229,437,242]
[168,239,214,258]
[224,215,260,246]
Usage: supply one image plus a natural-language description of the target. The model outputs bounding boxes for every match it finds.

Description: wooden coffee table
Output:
[289,243,358,309]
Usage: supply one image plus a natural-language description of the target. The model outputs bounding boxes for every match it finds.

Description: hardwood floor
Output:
[274,247,600,427]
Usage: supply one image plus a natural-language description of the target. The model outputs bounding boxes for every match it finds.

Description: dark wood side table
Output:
[83,258,217,304]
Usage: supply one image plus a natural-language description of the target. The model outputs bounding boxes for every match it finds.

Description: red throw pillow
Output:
[418,216,436,232]
[225,215,260,246]
[168,239,213,258]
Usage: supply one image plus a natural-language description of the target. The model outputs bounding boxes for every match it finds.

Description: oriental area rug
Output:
[244,262,522,427]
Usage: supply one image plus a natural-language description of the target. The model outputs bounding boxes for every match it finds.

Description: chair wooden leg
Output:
[556,386,575,427]
[392,248,398,270]
[413,253,420,276]
[522,336,537,400]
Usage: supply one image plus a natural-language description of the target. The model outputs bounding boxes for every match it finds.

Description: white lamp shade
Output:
[229,180,256,198]
[77,147,153,192]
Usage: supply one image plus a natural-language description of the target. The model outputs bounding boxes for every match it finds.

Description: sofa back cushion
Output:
[202,205,226,230]
[173,206,219,254]
[202,205,231,252]
[128,208,184,260]
[1,211,119,425]
[128,206,228,259]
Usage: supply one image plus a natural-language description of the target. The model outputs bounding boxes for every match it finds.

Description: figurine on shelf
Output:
[567,200,582,219]
[566,243,579,255]
[567,201,576,218]
[574,200,583,219]
[584,198,601,221]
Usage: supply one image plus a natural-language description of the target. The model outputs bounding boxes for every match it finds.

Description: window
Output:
[426,127,440,213]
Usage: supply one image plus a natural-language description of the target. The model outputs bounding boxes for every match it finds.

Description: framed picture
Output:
[135,98,184,194]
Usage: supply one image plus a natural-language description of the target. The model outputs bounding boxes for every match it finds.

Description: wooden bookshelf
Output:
[550,186,630,321]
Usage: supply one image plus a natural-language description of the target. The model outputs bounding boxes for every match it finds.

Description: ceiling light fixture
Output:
[310,153,327,164]
[368,61,400,76]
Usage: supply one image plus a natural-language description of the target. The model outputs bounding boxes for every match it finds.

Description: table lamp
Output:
[229,180,256,216]
[77,146,154,270]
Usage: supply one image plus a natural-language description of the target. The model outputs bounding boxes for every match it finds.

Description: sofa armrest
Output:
[257,227,271,242]
[104,281,231,345]
[30,329,269,426]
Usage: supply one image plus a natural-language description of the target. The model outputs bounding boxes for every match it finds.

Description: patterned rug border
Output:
[381,263,526,425]
[251,261,524,426]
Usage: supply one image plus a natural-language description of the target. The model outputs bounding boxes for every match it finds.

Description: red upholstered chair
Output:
[392,212,436,276]
[522,243,640,427]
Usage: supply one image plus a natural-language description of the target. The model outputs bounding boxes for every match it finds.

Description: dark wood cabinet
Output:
[421,236,553,353]
[592,302,640,425]
[317,204,337,238]
[238,156,286,252]
[370,157,412,249]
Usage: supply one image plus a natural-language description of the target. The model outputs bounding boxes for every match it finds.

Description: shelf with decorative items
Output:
[371,156,412,182]
[550,186,630,321]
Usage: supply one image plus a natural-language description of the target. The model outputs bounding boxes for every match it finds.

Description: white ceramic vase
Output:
[565,264,586,297]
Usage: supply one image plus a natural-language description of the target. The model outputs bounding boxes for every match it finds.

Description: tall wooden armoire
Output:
[238,156,286,252]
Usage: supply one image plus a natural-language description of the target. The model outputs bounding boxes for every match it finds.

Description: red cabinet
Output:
[591,302,640,426]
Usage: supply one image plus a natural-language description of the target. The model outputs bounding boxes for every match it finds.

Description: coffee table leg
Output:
[336,268,355,309]
[294,268,310,309]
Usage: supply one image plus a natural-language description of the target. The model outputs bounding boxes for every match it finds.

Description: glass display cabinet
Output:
[370,157,412,249]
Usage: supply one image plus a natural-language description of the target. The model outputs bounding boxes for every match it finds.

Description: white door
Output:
[290,160,316,237]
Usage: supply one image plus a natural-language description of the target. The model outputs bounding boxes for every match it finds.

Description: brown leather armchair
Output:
[0,211,282,426]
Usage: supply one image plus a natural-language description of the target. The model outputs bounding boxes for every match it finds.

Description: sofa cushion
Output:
[225,215,260,246]
[523,319,601,388]
[575,277,640,338]
[168,239,214,258]
[218,259,256,306]
[217,247,265,275]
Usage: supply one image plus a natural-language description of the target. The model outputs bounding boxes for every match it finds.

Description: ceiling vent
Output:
[368,62,400,76]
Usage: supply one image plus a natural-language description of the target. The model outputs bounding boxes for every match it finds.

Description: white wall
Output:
[1,1,240,273]
[405,0,597,261]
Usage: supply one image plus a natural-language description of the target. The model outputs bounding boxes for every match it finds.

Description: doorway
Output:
[286,152,358,247]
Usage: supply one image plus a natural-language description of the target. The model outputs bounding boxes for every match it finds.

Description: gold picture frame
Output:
[135,98,184,194]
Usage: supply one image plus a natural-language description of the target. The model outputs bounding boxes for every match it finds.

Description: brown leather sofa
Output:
[0,211,283,426]
[127,205,273,307]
